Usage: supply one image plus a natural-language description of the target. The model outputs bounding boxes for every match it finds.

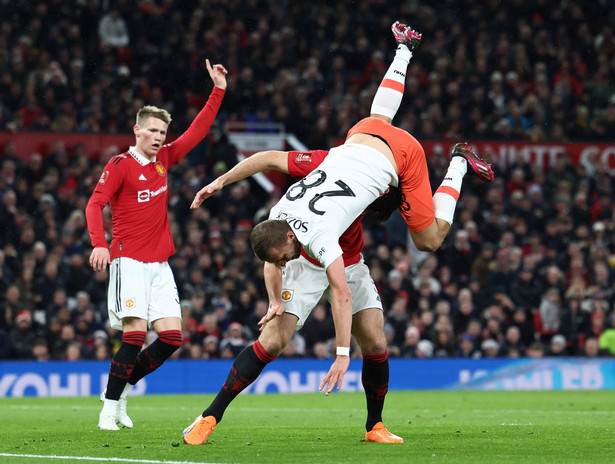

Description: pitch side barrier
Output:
[0,358,614,397]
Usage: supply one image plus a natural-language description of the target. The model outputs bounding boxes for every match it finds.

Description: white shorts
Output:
[107,257,181,330]
[281,255,382,329]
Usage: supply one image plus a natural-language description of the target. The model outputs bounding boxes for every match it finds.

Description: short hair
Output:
[136,105,171,126]
[250,219,291,261]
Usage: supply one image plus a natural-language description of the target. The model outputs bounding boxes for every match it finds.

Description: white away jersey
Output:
[269,143,397,269]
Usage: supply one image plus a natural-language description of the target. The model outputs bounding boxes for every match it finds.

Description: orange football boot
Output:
[365,422,404,443]
[183,415,217,445]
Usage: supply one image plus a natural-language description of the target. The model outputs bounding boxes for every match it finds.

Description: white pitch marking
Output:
[0,454,227,464]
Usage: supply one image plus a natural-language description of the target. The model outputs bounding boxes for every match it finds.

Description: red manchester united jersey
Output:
[287,150,363,267]
[86,86,225,262]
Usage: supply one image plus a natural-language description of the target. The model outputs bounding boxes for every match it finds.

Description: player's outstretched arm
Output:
[205,59,228,90]
[258,261,287,330]
[319,257,352,395]
[191,150,289,209]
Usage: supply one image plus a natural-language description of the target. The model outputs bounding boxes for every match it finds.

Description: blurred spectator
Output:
[481,339,501,358]
[9,311,38,359]
[98,9,129,49]
[416,339,434,358]
[219,322,248,358]
[548,334,568,356]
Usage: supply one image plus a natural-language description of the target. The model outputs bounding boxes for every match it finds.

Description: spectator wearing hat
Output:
[481,339,501,358]
[548,334,568,356]
[416,339,434,358]
[219,322,248,358]
[9,310,39,359]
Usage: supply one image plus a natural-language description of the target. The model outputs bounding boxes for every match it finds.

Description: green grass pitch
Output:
[1,390,614,464]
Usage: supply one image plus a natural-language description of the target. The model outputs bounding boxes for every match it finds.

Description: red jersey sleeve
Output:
[85,157,125,248]
[163,86,226,167]
[287,150,329,177]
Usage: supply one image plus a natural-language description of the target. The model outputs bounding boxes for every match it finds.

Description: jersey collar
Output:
[129,146,156,165]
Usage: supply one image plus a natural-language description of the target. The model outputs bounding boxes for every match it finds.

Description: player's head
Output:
[250,219,301,266]
[365,185,402,222]
[134,105,172,158]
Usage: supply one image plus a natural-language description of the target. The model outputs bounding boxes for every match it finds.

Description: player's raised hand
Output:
[319,355,350,395]
[258,301,286,331]
[206,59,227,89]
[191,178,224,209]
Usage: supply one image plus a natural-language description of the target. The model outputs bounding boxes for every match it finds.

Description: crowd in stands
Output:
[1,1,615,362]
[1,1,615,143]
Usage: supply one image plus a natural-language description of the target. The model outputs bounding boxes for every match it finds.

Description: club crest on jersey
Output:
[123,297,135,309]
[99,170,109,184]
[155,161,166,176]
[281,290,294,302]
[295,152,312,163]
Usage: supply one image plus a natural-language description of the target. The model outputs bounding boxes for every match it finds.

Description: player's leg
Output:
[369,21,422,122]
[99,317,146,430]
[344,259,403,443]
[110,262,182,427]
[352,308,403,444]
[413,143,495,250]
[183,313,297,445]
[184,257,328,444]
[99,258,149,430]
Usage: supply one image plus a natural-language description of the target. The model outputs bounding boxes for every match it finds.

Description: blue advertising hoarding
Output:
[1,358,614,398]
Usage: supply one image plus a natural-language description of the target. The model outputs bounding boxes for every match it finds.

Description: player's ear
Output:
[287,230,296,241]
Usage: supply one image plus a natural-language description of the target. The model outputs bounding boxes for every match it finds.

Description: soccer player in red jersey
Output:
[86,59,227,431]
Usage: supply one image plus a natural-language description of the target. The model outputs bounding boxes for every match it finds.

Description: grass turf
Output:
[1,390,614,464]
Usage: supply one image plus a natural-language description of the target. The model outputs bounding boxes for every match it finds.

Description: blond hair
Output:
[136,105,172,126]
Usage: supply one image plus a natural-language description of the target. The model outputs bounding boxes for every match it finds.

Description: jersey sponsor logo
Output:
[295,152,312,163]
[138,190,151,202]
[281,290,293,302]
[139,174,147,181]
[155,162,166,176]
[137,184,168,202]
[99,170,109,184]
[276,211,309,233]
[393,69,405,78]
[123,297,135,309]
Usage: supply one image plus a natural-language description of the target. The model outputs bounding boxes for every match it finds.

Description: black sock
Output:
[362,352,389,431]
[203,340,274,423]
[106,337,144,400]
[128,330,182,385]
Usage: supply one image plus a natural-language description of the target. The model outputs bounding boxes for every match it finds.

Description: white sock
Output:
[433,167,464,224]
[370,44,412,120]
[121,383,133,398]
